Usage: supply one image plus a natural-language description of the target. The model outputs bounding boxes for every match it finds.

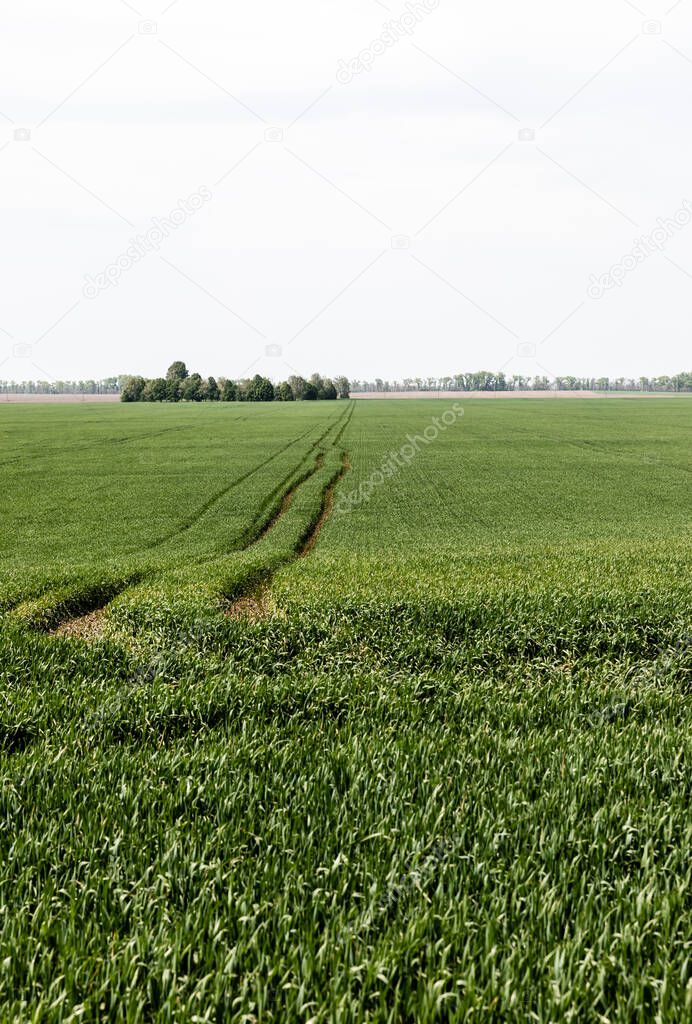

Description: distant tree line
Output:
[119,363,351,403]
[352,371,692,393]
[0,378,120,395]
[2,369,690,397]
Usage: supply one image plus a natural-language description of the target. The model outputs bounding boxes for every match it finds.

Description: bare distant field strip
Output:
[351,390,691,399]
[1,393,120,403]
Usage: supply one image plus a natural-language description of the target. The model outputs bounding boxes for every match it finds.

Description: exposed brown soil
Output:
[52,609,107,639]
[225,587,271,621]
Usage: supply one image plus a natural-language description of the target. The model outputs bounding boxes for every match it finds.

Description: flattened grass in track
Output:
[0,398,690,1022]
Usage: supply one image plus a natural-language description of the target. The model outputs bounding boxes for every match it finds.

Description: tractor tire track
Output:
[226,404,354,617]
[230,403,353,552]
[137,422,325,553]
[299,451,351,557]
[146,404,351,553]
[34,405,354,635]
[225,452,351,619]
[248,455,325,548]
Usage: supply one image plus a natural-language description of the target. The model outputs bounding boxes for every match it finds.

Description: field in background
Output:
[351,389,689,398]
[1,398,690,1022]
[0,393,120,402]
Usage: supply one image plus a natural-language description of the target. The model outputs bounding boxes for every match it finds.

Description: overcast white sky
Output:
[1,0,691,383]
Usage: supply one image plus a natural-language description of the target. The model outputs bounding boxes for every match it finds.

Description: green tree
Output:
[220,379,237,401]
[166,378,182,402]
[142,377,168,402]
[203,376,219,401]
[246,374,275,401]
[120,375,146,402]
[303,383,318,400]
[275,381,294,401]
[288,375,308,400]
[333,375,350,399]
[181,373,204,401]
[166,361,188,383]
[321,378,337,400]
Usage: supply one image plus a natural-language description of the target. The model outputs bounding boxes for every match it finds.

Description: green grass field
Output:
[1,398,690,1022]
